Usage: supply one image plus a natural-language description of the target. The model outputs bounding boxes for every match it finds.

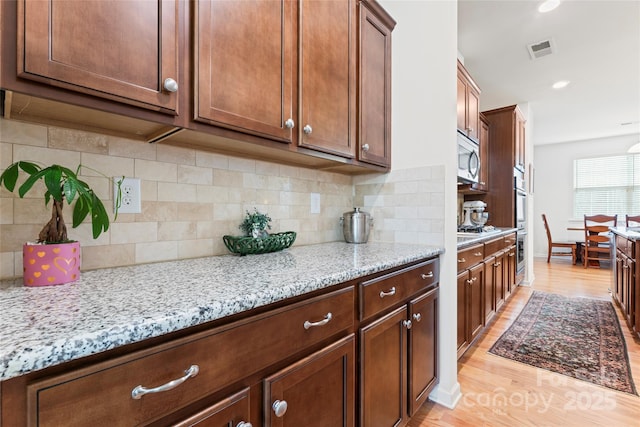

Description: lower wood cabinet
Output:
[359,269,439,427]
[173,387,252,427]
[457,232,518,359]
[263,335,355,427]
[0,256,440,427]
[456,263,484,358]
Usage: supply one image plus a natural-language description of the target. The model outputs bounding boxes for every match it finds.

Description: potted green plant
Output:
[0,161,122,286]
[239,208,272,238]
[223,208,296,256]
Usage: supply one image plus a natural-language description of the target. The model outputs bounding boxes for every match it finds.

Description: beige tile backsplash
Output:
[0,118,445,279]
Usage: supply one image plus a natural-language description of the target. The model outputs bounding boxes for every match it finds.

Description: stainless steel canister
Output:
[341,208,373,243]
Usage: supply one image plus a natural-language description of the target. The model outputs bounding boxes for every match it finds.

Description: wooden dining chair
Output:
[542,214,577,264]
[626,214,640,227]
[583,214,617,268]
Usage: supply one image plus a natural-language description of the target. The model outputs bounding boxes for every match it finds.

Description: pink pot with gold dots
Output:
[23,242,81,287]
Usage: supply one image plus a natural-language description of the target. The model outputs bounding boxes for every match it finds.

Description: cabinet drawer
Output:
[360,258,439,321]
[503,232,517,247]
[484,237,504,258]
[457,244,484,272]
[617,236,631,257]
[27,287,354,427]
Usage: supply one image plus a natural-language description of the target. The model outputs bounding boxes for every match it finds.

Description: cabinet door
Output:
[466,86,480,142]
[360,306,408,427]
[298,0,356,158]
[456,270,468,357]
[467,263,484,343]
[195,0,294,142]
[358,1,393,167]
[456,74,467,133]
[494,251,506,311]
[483,256,496,324]
[615,250,624,306]
[515,111,526,171]
[408,287,438,416]
[264,335,355,427]
[505,246,517,299]
[173,387,251,427]
[19,0,180,113]
[476,115,490,191]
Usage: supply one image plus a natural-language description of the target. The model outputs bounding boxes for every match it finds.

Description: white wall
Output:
[532,134,639,258]
[380,0,461,409]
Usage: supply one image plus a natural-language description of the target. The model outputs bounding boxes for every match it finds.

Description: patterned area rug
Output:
[489,291,637,395]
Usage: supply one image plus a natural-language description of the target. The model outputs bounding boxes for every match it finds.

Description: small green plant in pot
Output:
[0,161,122,286]
[239,208,272,238]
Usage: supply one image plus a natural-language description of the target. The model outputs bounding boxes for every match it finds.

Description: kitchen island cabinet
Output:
[612,228,640,338]
[0,242,441,426]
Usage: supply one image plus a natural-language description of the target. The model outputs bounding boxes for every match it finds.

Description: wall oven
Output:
[457,130,480,184]
[515,171,527,277]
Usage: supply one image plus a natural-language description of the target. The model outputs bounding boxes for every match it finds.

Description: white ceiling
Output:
[457,0,640,146]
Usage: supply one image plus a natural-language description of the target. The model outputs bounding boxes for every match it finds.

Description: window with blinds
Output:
[573,154,640,219]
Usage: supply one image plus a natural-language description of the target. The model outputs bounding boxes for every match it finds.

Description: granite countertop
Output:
[0,241,442,381]
[610,226,640,240]
[456,227,518,249]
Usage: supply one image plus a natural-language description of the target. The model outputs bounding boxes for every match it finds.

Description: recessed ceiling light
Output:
[539,0,561,13]
[552,80,570,89]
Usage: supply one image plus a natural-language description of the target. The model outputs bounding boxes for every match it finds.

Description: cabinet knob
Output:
[494,262,501,268]
[362,143,370,152]
[403,319,412,329]
[284,118,295,129]
[272,400,288,417]
[379,287,396,298]
[303,124,313,134]
[237,423,253,427]
[413,313,422,322]
[163,78,178,92]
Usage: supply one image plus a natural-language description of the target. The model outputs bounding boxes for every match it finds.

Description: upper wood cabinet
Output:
[17,0,182,115]
[456,60,480,142]
[195,0,358,158]
[481,104,526,227]
[297,0,357,158]
[194,0,294,143]
[357,0,395,167]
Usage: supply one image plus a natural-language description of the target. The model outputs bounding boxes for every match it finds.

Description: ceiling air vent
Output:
[527,38,555,60]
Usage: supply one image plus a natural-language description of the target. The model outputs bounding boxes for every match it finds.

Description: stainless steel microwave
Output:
[457,130,480,183]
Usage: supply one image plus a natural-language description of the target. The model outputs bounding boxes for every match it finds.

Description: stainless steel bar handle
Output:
[131,365,199,399]
[509,253,515,257]
[421,272,434,279]
[272,400,288,417]
[303,312,333,330]
[474,252,483,256]
[237,422,253,427]
[413,313,422,322]
[494,262,501,267]
[379,287,396,298]
[458,258,466,263]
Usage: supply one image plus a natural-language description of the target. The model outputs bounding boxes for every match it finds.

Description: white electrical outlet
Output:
[114,177,141,214]
[310,192,321,214]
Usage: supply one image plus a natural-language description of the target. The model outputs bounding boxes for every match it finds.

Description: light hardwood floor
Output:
[411,257,640,427]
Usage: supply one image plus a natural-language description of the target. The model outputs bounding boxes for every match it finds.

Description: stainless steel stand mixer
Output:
[460,200,489,231]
